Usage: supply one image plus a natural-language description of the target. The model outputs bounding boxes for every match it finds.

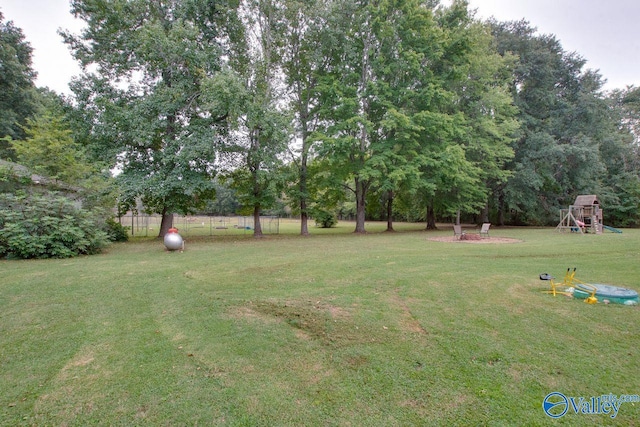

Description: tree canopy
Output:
[0,11,38,158]
[63,0,243,236]
[491,19,639,226]
[3,0,636,234]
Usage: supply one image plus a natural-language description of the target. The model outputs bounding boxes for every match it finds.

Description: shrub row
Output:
[0,192,125,259]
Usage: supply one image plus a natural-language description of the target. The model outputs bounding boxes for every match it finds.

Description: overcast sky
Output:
[2,0,639,94]
[466,0,640,91]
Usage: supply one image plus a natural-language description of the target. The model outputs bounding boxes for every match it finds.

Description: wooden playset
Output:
[556,195,603,234]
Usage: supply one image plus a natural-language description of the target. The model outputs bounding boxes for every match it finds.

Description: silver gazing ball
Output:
[164,231,184,251]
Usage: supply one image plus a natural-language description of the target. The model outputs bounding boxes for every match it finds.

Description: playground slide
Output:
[603,225,622,233]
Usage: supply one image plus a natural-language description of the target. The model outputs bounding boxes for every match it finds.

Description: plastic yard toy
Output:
[539,268,597,303]
[574,284,638,305]
[539,268,638,305]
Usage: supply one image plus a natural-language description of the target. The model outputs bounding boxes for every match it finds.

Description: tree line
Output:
[2,0,639,241]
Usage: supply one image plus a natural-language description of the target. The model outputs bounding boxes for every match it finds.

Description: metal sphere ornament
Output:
[164,227,184,251]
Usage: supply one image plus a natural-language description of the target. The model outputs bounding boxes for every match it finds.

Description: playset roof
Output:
[573,194,600,207]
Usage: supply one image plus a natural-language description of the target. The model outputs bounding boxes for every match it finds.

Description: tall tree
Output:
[439,6,518,225]
[277,0,328,235]
[312,0,371,233]
[10,112,90,185]
[63,0,241,236]
[613,86,640,147]
[602,87,640,226]
[491,19,626,225]
[413,1,497,229]
[367,0,443,232]
[0,11,38,158]
[10,103,118,211]
[315,0,444,233]
[223,0,289,238]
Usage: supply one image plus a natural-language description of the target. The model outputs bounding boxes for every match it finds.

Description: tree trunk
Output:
[159,207,174,238]
[353,28,371,235]
[248,125,264,239]
[299,157,309,236]
[158,67,176,240]
[386,190,394,232]
[253,204,263,238]
[354,177,366,233]
[481,203,490,224]
[300,199,309,236]
[498,192,505,226]
[426,203,437,230]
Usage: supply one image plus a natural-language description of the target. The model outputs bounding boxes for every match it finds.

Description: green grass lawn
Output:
[1,224,639,426]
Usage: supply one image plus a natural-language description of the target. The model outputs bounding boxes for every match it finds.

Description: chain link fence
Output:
[118,214,279,237]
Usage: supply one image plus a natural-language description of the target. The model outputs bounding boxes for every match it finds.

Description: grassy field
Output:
[1,223,639,426]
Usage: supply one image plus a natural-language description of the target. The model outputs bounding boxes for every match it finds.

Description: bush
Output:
[0,192,110,259]
[314,209,338,228]
[104,217,129,242]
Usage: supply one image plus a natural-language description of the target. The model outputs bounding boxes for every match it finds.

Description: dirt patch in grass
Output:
[33,346,106,423]
[344,354,369,369]
[227,305,281,324]
[389,290,428,335]
[233,299,361,345]
[428,236,522,244]
[65,351,96,369]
